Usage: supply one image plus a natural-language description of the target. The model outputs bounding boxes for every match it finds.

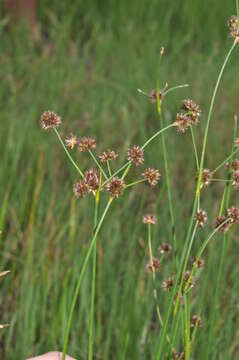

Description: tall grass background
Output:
[0,0,238,359]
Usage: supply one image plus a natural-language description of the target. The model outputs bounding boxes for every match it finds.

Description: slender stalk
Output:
[211,148,239,175]
[106,160,112,176]
[62,199,113,360]
[185,294,191,360]
[54,128,84,177]
[141,123,174,150]
[89,150,108,180]
[125,178,146,189]
[156,44,235,360]
[163,84,189,96]
[190,126,199,171]
[158,107,179,271]
[88,175,101,360]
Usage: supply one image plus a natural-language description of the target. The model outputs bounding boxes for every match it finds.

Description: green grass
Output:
[0,1,239,359]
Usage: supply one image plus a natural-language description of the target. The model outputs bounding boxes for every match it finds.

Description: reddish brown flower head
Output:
[142,168,161,186]
[127,145,144,166]
[78,137,96,152]
[142,214,157,225]
[228,15,239,43]
[106,177,125,198]
[150,89,163,103]
[190,315,202,328]
[195,209,208,227]
[226,206,239,224]
[84,169,99,191]
[195,258,205,269]
[214,215,231,233]
[183,270,194,291]
[73,180,89,199]
[196,168,212,188]
[40,111,61,130]
[181,99,201,125]
[146,257,161,273]
[162,278,174,291]
[158,242,172,255]
[226,159,239,171]
[99,149,118,163]
[235,137,239,148]
[174,113,191,133]
[232,170,239,189]
[65,133,78,149]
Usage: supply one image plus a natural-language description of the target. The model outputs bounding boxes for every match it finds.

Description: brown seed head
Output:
[215,215,231,233]
[127,145,144,166]
[84,169,99,191]
[174,113,191,133]
[106,177,125,198]
[78,137,96,152]
[158,242,172,254]
[65,133,78,149]
[162,278,174,291]
[99,149,118,163]
[146,257,161,273]
[196,168,212,188]
[232,170,239,189]
[142,168,161,186]
[226,206,239,224]
[150,89,163,103]
[228,15,239,43]
[195,209,208,227]
[142,214,157,225]
[235,137,239,148]
[190,315,202,328]
[195,258,205,269]
[40,111,61,130]
[183,270,194,291]
[73,180,89,199]
[181,99,201,125]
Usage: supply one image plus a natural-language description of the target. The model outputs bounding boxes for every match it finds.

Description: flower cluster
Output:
[215,206,239,233]
[78,137,96,152]
[142,168,161,186]
[146,257,161,273]
[174,99,201,133]
[228,15,239,43]
[195,209,208,227]
[99,149,118,162]
[40,111,61,130]
[127,145,144,166]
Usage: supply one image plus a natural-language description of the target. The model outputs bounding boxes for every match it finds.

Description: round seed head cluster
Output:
[150,89,163,103]
[226,206,239,224]
[40,111,61,130]
[228,15,239,42]
[181,99,201,125]
[73,180,89,199]
[99,149,118,163]
[65,133,78,149]
[232,170,239,189]
[194,209,208,227]
[142,214,157,225]
[190,315,202,328]
[174,113,191,133]
[183,270,194,291]
[158,242,172,254]
[142,168,161,186]
[146,257,161,273]
[127,145,144,166]
[84,169,99,191]
[214,215,231,233]
[106,177,125,198]
[78,137,96,152]
[162,278,174,291]
[196,168,212,188]
[195,258,205,269]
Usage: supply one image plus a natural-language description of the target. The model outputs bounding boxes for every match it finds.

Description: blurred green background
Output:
[0,0,239,359]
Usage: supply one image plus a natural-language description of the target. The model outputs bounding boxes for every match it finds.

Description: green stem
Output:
[158,107,179,271]
[190,126,199,171]
[62,199,113,360]
[89,150,108,180]
[163,84,189,96]
[141,123,174,150]
[106,160,112,176]
[54,128,84,177]
[211,148,239,175]
[185,294,191,360]
[125,178,147,189]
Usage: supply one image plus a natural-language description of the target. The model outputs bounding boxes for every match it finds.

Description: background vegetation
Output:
[0,0,238,359]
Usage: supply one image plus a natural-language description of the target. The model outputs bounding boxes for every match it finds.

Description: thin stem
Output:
[141,123,174,150]
[62,199,113,360]
[125,178,146,189]
[211,148,239,175]
[196,43,235,198]
[185,294,191,360]
[102,162,130,187]
[211,178,232,182]
[190,126,199,171]
[163,84,189,96]
[237,0,239,20]
[106,160,112,176]
[158,106,178,271]
[89,150,108,180]
[54,128,84,177]
[88,175,101,360]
